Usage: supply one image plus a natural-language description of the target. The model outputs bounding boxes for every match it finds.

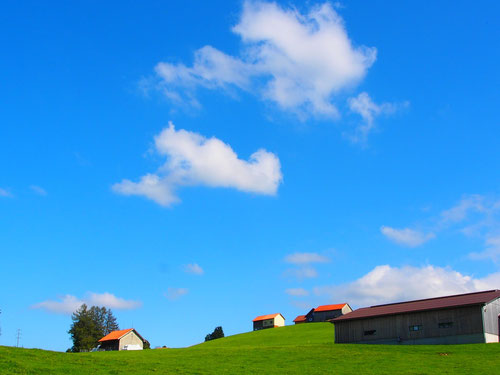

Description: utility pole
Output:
[16,329,21,348]
[0,309,2,339]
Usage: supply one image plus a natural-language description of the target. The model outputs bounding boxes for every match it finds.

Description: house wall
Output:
[342,305,353,315]
[274,315,285,327]
[118,331,144,350]
[335,305,485,344]
[482,298,500,342]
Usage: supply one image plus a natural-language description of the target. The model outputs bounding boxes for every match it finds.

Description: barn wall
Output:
[342,305,353,315]
[335,305,484,344]
[314,310,343,322]
[482,298,500,342]
[118,331,144,350]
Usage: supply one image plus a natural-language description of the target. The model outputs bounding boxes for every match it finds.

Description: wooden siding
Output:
[118,330,144,350]
[335,305,484,344]
[313,309,343,322]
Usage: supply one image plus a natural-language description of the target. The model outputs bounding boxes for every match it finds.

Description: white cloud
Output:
[285,288,309,297]
[164,287,189,300]
[284,252,330,264]
[0,188,12,197]
[30,185,47,196]
[284,266,318,280]
[469,236,500,262]
[184,263,204,275]
[112,122,282,206]
[440,194,485,223]
[314,264,500,307]
[153,1,376,118]
[347,92,406,142]
[32,292,142,315]
[380,226,435,247]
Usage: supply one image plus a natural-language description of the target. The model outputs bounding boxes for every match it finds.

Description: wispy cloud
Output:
[284,252,330,265]
[346,92,408,143]
[0,188,13,198]
[380,226,435,247]
[284,266,318,280]
[184,263,204,275]
[32,292,142,315]
[164,287,189,301]
[113,122,282,206]
[285,288,309,297]
[30,185,47,196]
[314,264,500,307]
[151,1,376,119]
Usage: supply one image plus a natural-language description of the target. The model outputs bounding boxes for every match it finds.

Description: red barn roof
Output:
[315,303,347,312]
[293,315,307,323]
[334,290,500,322]
[253,313,284,322]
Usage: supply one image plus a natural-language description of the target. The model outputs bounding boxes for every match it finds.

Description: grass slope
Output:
[1,323,500,374]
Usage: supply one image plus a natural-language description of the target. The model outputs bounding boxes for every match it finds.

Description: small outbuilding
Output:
[305,303,352,322]
[253,313,285,330]
[293,315,307,324]
[98,328,146,351]
[333,290,500,345]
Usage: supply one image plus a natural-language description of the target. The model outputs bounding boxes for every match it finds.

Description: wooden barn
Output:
[98,328,146,351]
[305,303,352,322]
[253,313,285,330]
[293,315,307,324]
[333,290,500,345]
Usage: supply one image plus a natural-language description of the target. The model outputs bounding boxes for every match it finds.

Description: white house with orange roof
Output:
[97,328,146,351]
[252,313,285,330]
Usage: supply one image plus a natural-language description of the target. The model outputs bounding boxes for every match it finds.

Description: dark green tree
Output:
[204,326,224,342]
[68,304,120,352]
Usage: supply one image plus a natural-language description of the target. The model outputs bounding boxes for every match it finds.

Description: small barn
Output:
[98,328,146,351]
[306,303,352,322]
[293,315,307,324]
[253,313,285,330]
[333,290,500,345]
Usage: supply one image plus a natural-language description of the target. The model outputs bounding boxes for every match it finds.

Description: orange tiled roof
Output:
[293,315,307,322]
[98,328,134,342]
[253,313,283,322]
[315,303,347,312]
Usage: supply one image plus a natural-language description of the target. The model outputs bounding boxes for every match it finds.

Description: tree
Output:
[68,304,120,352]
[204,326,224,342]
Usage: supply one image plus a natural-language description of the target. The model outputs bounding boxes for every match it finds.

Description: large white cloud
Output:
[314,264,500,308]
[380,226,435,247]
[32,292,142,315]
[113,122,282,206]
[154,1,376,118]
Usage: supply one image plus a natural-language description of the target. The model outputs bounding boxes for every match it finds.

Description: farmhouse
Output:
[293,315,307,324]
[333,290,500,345]
[305,303,352,322]
[253,313,285,330]
[98,328,146,351]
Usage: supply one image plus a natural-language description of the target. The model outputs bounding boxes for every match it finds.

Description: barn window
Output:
[409,325,423,331]
[438,322,453,328]
[363,330,376,336]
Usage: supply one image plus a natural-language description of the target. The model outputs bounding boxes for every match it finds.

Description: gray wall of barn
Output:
[483,298,500,338]
[313,310,343,322]
[334,305,486,344]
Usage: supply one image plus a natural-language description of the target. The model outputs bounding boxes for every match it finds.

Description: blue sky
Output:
[1,0,500,351]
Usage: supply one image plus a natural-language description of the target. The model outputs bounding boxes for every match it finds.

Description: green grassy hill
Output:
[1,323,500,374]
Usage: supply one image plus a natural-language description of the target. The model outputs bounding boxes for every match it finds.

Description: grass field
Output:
[1,323,500,374]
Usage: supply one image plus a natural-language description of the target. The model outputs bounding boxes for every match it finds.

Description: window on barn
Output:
[363,330,376,336]
[409,325,423,331]
[438,322,453,328]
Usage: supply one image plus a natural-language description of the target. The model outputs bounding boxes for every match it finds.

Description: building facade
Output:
[333,290,500,345]
[98,328,146,351]
[307,303,352,322]
[253,313,285,330]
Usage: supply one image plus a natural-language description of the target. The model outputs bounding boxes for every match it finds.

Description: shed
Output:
[98,328,146,351]
[306,303,352,322]
[293,315,307,324]
[253,313,285,330]
[333,290,500,345]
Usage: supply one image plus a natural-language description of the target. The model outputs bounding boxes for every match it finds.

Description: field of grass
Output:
[1,323,500,374]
